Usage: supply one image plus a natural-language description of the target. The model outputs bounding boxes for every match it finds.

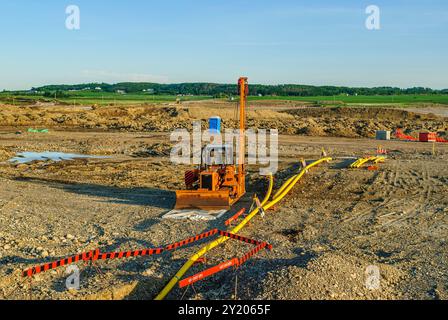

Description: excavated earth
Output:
[0,101,447,300]
[0,100,446,139]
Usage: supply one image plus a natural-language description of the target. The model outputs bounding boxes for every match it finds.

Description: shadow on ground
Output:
[123,248,318,300]
[13,177,175,209]
[12,160,325,299]
[331,158,357,169]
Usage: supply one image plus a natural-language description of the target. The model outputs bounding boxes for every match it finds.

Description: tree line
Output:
[30,82,448,97]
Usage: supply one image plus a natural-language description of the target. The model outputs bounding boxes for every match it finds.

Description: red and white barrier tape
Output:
[22,228,270,278]
[224,208,246,226]
[179,242,271,288]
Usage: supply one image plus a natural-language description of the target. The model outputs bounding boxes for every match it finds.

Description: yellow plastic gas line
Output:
[155,157,331,300]
[269,157,331,204]
[154,174,273,300]
[273,158,329,200]
[350,156,385,168]
[272,174,296,200]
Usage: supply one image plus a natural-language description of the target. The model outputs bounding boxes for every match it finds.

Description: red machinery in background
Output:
[394,128,448,143]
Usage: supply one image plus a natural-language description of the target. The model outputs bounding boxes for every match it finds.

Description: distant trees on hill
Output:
[32,82,447,96]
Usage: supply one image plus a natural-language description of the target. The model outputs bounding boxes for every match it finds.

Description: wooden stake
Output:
[234,270,238,300]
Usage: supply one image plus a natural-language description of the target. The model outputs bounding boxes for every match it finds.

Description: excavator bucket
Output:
[174,190,231,211]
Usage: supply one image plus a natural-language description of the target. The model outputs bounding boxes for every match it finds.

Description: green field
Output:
[248,94,448,105]
[1,91,448,106]
[0,92,213,106]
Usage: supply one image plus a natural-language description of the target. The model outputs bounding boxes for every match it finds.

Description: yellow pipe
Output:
[350,156,385,168]
[272,174,296,200]
[155,157,331,300]
[265,157,331,210]
[155,174,273,300]
[374,156,386,164]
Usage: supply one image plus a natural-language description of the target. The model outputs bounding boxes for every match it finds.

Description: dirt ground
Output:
[0,101,447,300]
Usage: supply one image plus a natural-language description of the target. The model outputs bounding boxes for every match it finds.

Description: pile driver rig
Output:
[174,77,249,211]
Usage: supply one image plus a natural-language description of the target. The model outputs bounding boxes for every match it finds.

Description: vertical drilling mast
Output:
[238,77,248,196]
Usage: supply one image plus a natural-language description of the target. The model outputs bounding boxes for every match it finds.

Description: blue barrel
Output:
[209,116,221,134]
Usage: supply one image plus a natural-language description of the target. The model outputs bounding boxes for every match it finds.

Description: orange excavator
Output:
[174,77,248,210]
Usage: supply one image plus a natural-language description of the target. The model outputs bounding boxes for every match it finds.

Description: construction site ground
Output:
[0,101,447,300]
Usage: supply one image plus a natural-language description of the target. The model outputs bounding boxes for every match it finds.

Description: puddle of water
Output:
[9,152,110,164]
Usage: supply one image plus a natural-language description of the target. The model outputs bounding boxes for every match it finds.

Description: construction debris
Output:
[162,209,227,221]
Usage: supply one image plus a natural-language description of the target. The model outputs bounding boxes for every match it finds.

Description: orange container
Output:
[419,132,437,142]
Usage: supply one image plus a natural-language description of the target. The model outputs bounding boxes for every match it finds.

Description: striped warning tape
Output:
[218,230,271,248]
[22,249,100,277]
[22,229,271,279]
[238,242,269,265]
[98,248,164,260]
[22,229,221,278]
[224,208,246,226]
[166,229,219,251]
[178,241,272,288]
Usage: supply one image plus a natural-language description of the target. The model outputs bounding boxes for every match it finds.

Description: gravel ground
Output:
[0,103,447,300]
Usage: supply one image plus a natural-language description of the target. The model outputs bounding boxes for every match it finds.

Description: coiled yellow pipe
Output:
[155,157,331,300]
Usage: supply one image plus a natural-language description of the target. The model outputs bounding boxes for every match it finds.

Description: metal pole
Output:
[238,77,247,195]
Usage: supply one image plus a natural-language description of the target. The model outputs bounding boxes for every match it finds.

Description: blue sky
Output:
[0,0,447,90]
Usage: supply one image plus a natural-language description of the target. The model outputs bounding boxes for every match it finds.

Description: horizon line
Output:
[3,81,448,92]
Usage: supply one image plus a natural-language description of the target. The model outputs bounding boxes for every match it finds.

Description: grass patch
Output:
[248,95,448,105]
[1,91,447,106]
